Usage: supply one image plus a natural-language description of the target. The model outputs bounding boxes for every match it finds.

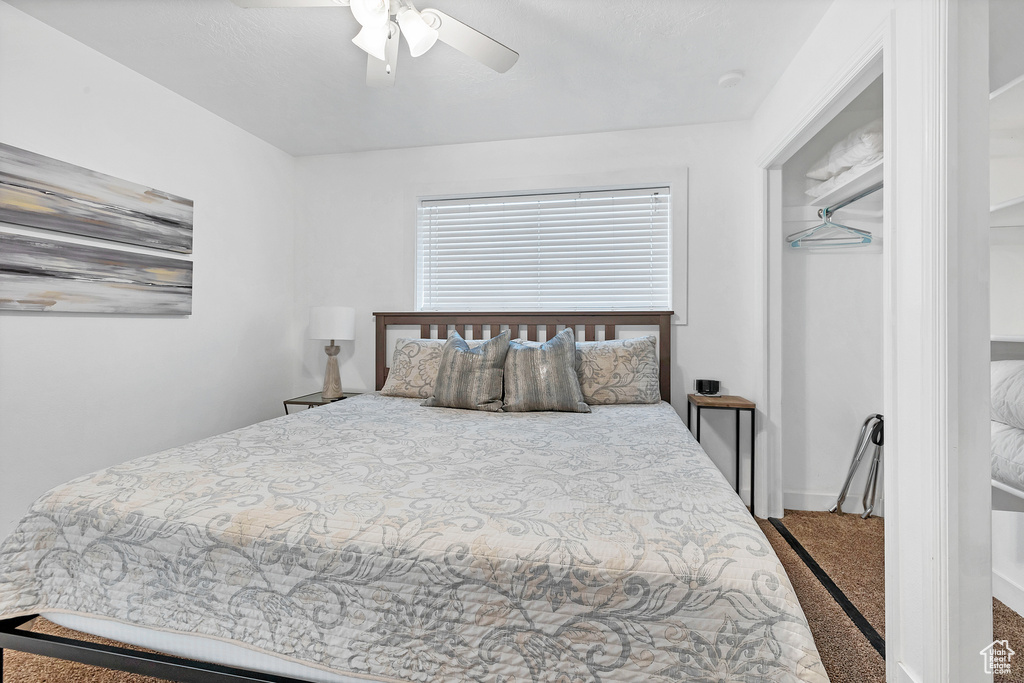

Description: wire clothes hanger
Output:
[787,182,882,248]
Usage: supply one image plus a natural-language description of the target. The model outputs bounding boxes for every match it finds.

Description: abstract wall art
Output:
[0,232,192,315]
[0,142,193,253]
[0,142,194,314]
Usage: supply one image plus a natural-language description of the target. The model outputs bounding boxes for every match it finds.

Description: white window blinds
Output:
[416,187,671,311]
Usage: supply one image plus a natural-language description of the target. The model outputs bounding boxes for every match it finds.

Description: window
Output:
[416,187,671,311]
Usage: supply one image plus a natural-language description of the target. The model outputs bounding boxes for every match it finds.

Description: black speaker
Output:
[695,379,720,396]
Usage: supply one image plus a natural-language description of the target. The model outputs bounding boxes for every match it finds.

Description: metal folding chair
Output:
[829,414,884,518]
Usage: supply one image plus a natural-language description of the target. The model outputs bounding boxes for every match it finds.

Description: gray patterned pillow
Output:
[422,330,511,411]
[380,337,487,398]
[503,328,590,413]
[575,336,661,405]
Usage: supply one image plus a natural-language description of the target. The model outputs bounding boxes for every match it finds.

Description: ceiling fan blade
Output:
[230,0,350,7]
[366,23,399,88]
[420,9,518,73]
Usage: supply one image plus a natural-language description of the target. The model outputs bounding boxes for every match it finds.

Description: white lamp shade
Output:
[352,24,390,61]
[309,306,356,341]
[397,6,437,57]
[351,0,389,28]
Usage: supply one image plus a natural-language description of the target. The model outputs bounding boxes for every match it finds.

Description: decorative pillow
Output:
[422,330,511,411]
[503,328,590,413]
[380,337,485,398]
[380,338,445,398]
[575,336,661,405]
[992,360,1024,430]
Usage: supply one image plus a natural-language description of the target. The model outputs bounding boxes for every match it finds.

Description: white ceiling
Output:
[6,0,837,156]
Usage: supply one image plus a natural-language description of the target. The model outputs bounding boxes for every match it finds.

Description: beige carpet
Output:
[757,517,886,683]
[775,509,885,638]
[767,510,1024,683]
[4,513,1024,682]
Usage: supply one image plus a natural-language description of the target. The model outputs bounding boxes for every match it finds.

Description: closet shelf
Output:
[809,159,883,208]
[992,194,1024,229]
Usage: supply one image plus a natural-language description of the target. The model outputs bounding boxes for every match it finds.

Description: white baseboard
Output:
[994,569,1024,617]
[782,490,884,517]
[895,661,922,683]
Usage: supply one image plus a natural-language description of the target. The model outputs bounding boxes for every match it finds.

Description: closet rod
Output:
[820,182,883,218]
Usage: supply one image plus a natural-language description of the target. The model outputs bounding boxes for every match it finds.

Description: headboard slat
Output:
[374,311,673,402]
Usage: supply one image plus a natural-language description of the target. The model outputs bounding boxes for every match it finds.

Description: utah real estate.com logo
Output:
[981,639,1015,675]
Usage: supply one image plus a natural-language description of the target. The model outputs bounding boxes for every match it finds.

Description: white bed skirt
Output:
[43,612,375,683]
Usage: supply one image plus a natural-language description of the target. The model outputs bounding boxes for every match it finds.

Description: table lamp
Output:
[309,306,356,400]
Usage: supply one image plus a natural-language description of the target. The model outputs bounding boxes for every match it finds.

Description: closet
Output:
[780,77,884,514]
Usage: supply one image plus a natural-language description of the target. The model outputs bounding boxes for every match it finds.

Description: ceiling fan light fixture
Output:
[396,5,438,57]
[352,23,389,61]
[350,0,389,28]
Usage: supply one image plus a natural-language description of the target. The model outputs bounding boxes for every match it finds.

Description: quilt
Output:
[0,394,827,682]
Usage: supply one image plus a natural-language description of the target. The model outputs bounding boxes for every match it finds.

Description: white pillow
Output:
[992,420,1024,490]
[806,118,883,181]
[992,360,1024,430]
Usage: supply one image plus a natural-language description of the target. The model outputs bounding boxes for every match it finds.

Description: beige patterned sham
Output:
[503,328,589,413]
[380,337,445,398]
[0,395,827,683]
[422,330,510,411]
[380,337,487,398]
[575,335,661,404]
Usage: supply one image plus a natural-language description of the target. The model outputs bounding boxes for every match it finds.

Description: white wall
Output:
[992,228,1024,338]
[294,122,762,498]
[0,2,301,538]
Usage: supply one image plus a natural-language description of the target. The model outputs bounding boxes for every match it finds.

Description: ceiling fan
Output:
[230,0,519,88]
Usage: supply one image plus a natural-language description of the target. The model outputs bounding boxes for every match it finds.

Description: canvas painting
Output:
[0,142,193,254]
[0,232,192,314]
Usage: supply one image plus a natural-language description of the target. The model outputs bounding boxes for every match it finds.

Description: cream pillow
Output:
[575,336,661,405]
[380,337,485,399]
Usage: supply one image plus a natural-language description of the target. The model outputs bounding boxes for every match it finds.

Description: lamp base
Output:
[322,343,343,400]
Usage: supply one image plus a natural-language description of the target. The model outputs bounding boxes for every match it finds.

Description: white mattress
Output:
[44,611,370,683]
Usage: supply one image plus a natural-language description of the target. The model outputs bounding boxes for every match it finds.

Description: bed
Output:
[0,311,827,683]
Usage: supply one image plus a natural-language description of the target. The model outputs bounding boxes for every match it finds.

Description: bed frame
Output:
[0,310,673,683]
[374,310,673,402]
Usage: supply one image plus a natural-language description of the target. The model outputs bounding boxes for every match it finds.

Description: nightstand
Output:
[283,391,361,415]
[687,393,756,514]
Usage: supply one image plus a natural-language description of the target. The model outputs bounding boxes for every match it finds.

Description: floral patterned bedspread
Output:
[0,394,827,682]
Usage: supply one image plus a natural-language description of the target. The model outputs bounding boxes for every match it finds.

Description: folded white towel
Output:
[805,158,882,199]
[806,118,883,182]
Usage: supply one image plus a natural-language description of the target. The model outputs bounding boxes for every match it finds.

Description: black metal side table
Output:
[686,393,757,514]
[283,391,361,415]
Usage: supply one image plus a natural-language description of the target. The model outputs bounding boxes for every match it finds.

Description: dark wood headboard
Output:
[373,311,673,402]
